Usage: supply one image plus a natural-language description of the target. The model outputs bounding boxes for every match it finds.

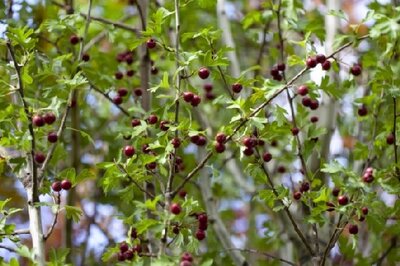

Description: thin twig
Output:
[43,193,61,240]
[0,229,30,236]
[374,237,398,266]
[0,244,18,253]
[224,248,297,266]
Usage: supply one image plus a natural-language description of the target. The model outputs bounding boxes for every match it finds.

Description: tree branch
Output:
[224,248,297,266]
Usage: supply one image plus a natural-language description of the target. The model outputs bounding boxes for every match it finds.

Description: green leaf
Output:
[321,160,345,174]
[313,187,329,203]
[64,205,82,222]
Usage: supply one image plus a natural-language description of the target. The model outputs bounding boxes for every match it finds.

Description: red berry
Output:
[47,132,58,143]
[215,133,227,143]
[273,73,283,81]
[198,222,208,231]
[44,112,56,125]
[338,195,349,206]
[350,64,362,76]
[348,224,358,235]
[178,190,187,198]
[270,66,279,76]
[243,137,255,148]
[146,38,156,49]
[198,213,208,225]
[151,66,158,75]
[131,119,141,127]
[359,216,365,222]
[365,167,373,174]
[332,187,340,197]
[112,95,123,105]
[51,181,62,192]
[198,67,210,79]
[133,244,142,254]
[171,137,181,148]
[61,179,72,190]
[142,144,151,154]
[69,34,80,45]
[170,203,182,215]
[191,95,201,107]
[322,60,331,71]
[115,71,123,80]
[160,120,169,131]
[297,85,309,96]
[34,152,46,164]
[190,135,200,144]
[124,145,135,157]
[214,142,226,153]
[124,250,134,260]
[181,252,193,262]
[146,162,157,170]
[277,165,286,173]
[195,230,206,240]
[263,152,272,162]
[358,105,368,116]
[386,133,395,145]
[310,116,319,123]
[316,54,326,64]
[32,115,45,127]
[299,182,310,193]
[293,191,301,200]
[302,97,312,107]
[147,115,158,125]
[306,57,317,68]
[126,69,135,77]
[232,83,243,93]
[117,88,128,97]
[277,63,286,71]
[326,202,335,212]
[203,83,213,92]
[291,127,300,136]
[361,207,369,215]
[243,147,254,156]
[119,242,129,253]
[183,92,194,102]
[196,136,207,146]
[309,99,319,110]
[82,53,90,62]
[132,89,142,97]
[172,226,180,234]
[205,92,215,100]
[180,261,192,266]
[130,228,137,239]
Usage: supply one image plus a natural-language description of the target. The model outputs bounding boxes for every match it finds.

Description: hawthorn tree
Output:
[0,0,399,265]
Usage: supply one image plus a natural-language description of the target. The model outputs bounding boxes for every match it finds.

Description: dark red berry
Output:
[190,135,200,144]
[205,92,215,100]
[358,105,368,116]
[215,133,227,143]
[133,244,142,254]
[173,226,180,234]
[332,187,340,197]
[44,112,56,125]
[124,145,135,157]
[131,119,141,127]
[191,95,201,107]
[277,63,286,71]
[61,179,72,190]
[151,66,158,75]
[160,120,169,131]
[310,116,319,123]
[300,182,310,193]
[363,174,374,183]
[326,202,335,212]
[215,142,226,153]
[243,147,254,156]
[306,57,317,68]
[130,228,137,239]
[147,115,158,125]
[170,203,182,215]
[34,152,46,164]
[359,216,365,222]
[348,224,358,235]
[47,132,58,143]
[361,207,368,215]
[291,127,300,136]
[171,137,181,148]
[195,230,206,240]
[263,152,272,162]
[178,190,187,198]
[198,67,210,79]
[115,71,123,80]
[33,115,45,127]
[293,191,302,200]
[196,136,207,146]
[198,213,208,225]
[232,83,243,93]
[183,92,194,102]
[146,38,156,49]
[277,165,286,173]
[302,97,312,107]
[133,88,143,97]
[142,144,151,154]
[322,60,331,70]
[119,242,129,253]
[297,85,308,96]
[270,66,279,77]
[338,195,349,206]
[124,250,134,260]
[203,83,213,92]
[51,181,62,192]
[273,73,283,81]
[126,69,135,77]
[69,34,80,45]
[146,162,157,170]
[316,54,326,64]
[386,133,395,145]
[112,95,123,105]
[243,137,255,148]
[82,53,90,62]
[181,252,193,262]
[117,88,128,97]
[310,99,319,110]
[350,64,362,76]
[198,222,208,231]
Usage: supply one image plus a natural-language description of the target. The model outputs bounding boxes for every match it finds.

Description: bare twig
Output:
[0,229,30,236]
[224,248,297,266]
[43,193,61,240]
[0,244,18,253]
